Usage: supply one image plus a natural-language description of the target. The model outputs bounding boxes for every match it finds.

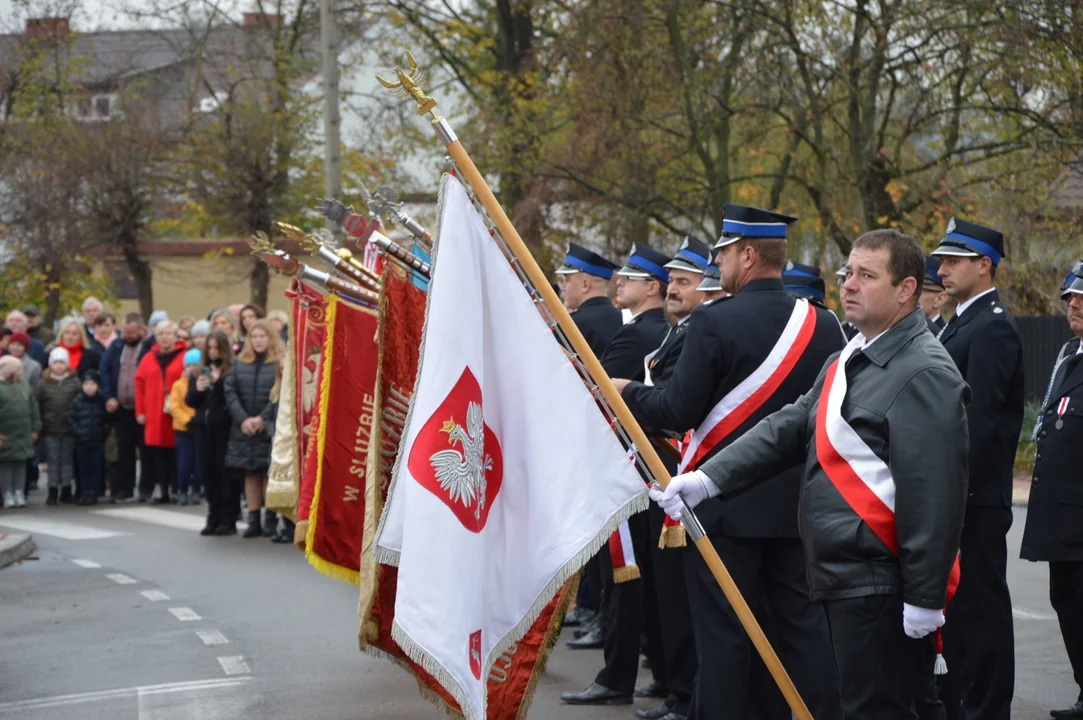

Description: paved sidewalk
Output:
[0,531,35,569]
[1013,478,1031,507]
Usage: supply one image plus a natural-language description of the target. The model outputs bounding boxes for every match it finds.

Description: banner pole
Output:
[376,55,812,720]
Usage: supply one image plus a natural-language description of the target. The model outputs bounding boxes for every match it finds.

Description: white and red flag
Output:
[374,178,648,719]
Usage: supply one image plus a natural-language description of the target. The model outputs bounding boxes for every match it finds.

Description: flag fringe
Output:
[265,325,300,517]
[293,519,308,551]
[658,525,687,548]
[613,565,641,583]
[515,575,580,720]
[358,642,464,718]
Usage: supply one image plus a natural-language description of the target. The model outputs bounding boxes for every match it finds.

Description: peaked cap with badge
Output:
[617,242,671,283]
[931,217,1006,266]
[924,256,945,290]
[1060,259,1083,300]
[713,204,798,250]
[697,265,723,292]
[782,261,826,302]
[555,242,620,279]
[663,236,711,274]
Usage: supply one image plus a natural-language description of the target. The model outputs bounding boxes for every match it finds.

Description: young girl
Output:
[187,330,237,535]
[170,349,203,505]
[37,348,81,505]
[69,370,109,505]
[0,355,39,509]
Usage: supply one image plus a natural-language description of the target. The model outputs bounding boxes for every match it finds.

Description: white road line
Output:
[140,590,170,602]
[91,507,247,531]
[105,573,138,585]
[1012,607,1056,621]
[0,677,252,713]
[0,517,125,540]
[168,607,201,622]
[71,558,101,568]
[216,656,250,676]
[196,630,228,646]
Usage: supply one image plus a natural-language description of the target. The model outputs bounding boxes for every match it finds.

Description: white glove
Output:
[647,470,719,521]
[902,603,945,639]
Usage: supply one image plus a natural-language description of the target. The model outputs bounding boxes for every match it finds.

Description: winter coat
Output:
[186,367,231,433]
[169,375,197,432]
[19,355,42,390]
[223,354,277,472]
[0,379,41,462]
[69,391,109,448]
[37,372,81,436]
[134,341,188,448]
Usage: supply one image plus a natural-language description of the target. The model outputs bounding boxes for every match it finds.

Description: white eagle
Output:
[429,402,493,520]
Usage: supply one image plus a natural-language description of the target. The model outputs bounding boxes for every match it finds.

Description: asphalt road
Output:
[0,499,1076,720]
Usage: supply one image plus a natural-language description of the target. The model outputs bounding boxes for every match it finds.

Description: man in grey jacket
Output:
[654,229,970,719]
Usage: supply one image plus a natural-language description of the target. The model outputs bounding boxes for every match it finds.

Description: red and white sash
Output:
[609,520,640,583]
[679,299,818,473]
[816,336,961,672]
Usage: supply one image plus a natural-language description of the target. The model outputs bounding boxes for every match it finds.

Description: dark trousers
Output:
[685,535,842,720]
[1050,561,1083,700]
[201,426,239,529]
[113,407,141,499]
[75,446,105,496]
[140,446,176,500]
[825,594,942,719]
[939,506,1015,720]
[594,510,651,694]
[646,503,697,714]
[175,431,201,493]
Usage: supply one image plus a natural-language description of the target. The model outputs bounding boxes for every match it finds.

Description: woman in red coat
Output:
[135,320,188,504]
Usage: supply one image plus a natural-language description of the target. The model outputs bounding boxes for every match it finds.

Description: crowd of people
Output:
[0,298,294,543]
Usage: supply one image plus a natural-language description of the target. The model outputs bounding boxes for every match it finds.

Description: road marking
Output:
[0,517,125,540]
[140,590,170,602]
[71,558,101,568]
[91,507,247,531]
[196,630,228,646]
[1012,607,1056,621]
[0,677,252,713]
[168,607,201,622]
[217,656,250,676]
[106,573,138,585]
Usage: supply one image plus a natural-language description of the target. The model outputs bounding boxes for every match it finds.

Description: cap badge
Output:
[946,217,956,234]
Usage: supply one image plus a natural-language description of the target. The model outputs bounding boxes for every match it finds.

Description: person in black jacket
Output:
[1022,262,1083,719]
[187,330,239,536]
[555,242,623,358]
[932,217,1024,720]
[69,370,109,505]
[619,205,845,720]
[561,242,670,707]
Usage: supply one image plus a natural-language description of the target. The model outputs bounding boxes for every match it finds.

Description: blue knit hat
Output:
[183,348,202,366]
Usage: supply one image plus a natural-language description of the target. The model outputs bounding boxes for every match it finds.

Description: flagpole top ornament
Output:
[377,52,438,118]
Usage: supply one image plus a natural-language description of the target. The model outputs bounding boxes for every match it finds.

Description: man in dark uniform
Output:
[782,260,827,303]
[614,204,844,720]
[562,242,671,704]
[697,265,726,302]
[932,217,1024,720]
[1021,261,1083,719]
[921,256,948,334]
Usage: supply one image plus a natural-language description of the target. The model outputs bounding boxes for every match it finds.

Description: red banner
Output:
[358,267,574,718]
[304,295,380,583]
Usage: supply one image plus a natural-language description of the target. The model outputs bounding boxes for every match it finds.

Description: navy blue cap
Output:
[714,204,798,250]
[664,236,710,274]
[924,256,945,289]
[1061,259,1083,300]
[617,243,670,283]
[783,260,821,279]
[696,265,722,292]
[784,274,826,302]
[931,217,1006,266]
[555,242,619,280]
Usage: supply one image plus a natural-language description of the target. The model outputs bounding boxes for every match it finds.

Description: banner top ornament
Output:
[376,51,437,117]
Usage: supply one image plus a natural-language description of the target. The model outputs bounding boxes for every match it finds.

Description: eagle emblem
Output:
[408,367,503,532]
[946,217,956,234]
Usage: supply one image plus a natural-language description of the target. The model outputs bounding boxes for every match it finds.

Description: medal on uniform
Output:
[1056,396,1069,430]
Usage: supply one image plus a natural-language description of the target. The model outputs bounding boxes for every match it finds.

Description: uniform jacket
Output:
[646,320,687,389]
[0,379,41,462]
[169,375,197,432]
[69,391,109,447]
[571,296,624,360]
[939,289,1025,507]
[623,278,844,537]
[699,309,970,607]
[134,341,188,448]
[37,372,81,436]
[1021,337,1083,562]
[223,354,277,472]
[600,306,668,381]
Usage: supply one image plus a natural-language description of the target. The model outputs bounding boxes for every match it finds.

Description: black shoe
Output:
[242,511,262,538]
[566,626,605,649]
[561,683,631,706]
[214,525,238,536]
[634,681,668,699]
[46,487,58,506]
[271,529,293,544]
[562,606,595,628]
[1053,700,1083,719]
[86,494,98,505]
[59,486,74,504]
[152,495,171,505]
[75,493,88,506]
[262,510,278,537]
[636,705,676,720]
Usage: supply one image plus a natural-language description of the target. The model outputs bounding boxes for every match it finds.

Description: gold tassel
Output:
[658,524,687,549]
[613,564,641,583]
[293,519,309,551]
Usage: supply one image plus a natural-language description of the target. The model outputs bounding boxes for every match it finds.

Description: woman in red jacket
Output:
[135,320,188,504]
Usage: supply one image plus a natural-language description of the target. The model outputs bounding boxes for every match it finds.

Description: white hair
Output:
[82,296,103,311]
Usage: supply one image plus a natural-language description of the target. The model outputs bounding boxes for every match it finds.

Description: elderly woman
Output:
[49,317,102,380]
[134,320,188,503]
[0,356,40,508]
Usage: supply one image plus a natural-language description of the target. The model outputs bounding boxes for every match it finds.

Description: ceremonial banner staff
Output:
[377,53,812,720]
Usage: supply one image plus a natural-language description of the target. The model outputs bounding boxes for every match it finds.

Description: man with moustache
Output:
[99,313,148,501]
[932,217,1024,720]
[655,229,968,719]
[1020,261,1083,719]
[615,204,844,720]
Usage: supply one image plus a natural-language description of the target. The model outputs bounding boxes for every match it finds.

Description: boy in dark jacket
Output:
[70,370,109,505]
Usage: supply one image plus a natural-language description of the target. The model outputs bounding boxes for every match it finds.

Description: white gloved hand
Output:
[647,470,719,521]
[902,603,945,639]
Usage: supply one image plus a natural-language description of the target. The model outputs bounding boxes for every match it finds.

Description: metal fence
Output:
[1018,315,1076,402]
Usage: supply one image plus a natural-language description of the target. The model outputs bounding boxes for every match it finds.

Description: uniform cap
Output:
[696,265,722,292]
[924,256,945,289]
[714,204,798,250]
[1061,259,1083,300]
[783,274,826,302]
[663,236,711,274]
[555,242,619,280]
[617,243,670,283]
[931,217,1006,266]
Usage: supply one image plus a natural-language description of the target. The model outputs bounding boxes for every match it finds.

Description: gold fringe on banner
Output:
[265,325,300,519]
[613,565,641,584]
[659,525,688,549]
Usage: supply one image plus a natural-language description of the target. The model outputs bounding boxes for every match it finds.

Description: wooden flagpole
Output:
[376,55,813,720]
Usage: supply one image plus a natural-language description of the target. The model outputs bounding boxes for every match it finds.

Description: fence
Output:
[1017,315,1076,403]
